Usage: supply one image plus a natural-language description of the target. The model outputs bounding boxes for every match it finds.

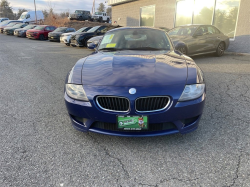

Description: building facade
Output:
[108,0,250,53]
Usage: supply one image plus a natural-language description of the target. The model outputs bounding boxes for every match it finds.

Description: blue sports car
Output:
[64,27,206,137]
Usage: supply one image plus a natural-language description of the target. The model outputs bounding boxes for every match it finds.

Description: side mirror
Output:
[87,43,97,50]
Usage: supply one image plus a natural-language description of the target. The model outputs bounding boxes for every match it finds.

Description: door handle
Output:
[217,37,220,39]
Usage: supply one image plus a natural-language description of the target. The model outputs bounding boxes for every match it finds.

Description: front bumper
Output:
[14,31,26,37]
[48,36,60,42]
[70,38,83,47]
[64,85,206,137]
[60,36,70,44]
[26,33,39,39]
[4,30,14,35]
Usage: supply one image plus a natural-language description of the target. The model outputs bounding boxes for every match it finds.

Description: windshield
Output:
[94,12,102,15]
[76,27,87,33]
[168,26,197,36]
[33,26,45,30]
[75,10,83,14]
[87,26,100,33]
[0,20,8,26]
[99,29,172,51]
[20,13,27,19]
[7,22,18,27]
[14,23,24,28]
[23,25,36,29]
[53,27,67,32]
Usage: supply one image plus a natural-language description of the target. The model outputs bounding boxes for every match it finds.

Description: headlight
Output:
[179,84,205,102]
[66,84,89,101]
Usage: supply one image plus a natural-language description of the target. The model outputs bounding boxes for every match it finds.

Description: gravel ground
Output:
[0,34,250,187]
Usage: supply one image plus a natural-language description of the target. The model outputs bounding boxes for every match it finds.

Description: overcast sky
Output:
[8,0,108,13]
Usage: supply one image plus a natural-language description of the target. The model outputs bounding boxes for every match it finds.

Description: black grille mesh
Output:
[91,122,177,132]
[97,96,129,112]
[136,97,170,112]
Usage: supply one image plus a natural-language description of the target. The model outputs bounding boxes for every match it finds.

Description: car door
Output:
[191,26,209,54]
[204,26,220,52]
[44,26,51,37]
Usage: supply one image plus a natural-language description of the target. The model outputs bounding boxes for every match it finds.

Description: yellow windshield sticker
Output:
[102,34,114,44]
[106,43,116,48]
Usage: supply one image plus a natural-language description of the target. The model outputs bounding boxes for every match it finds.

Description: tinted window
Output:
[169,26,197,36]
[54,27,67,32]
[195,26,208,35]
[207,26,216,34]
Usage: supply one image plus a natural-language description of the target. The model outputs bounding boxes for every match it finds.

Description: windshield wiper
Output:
[99,48,120,51]
[126,47,166,51]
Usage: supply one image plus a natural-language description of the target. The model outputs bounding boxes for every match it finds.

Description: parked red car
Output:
[26,25,57,40]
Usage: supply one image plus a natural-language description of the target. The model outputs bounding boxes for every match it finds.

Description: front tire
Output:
[215,42,225,57]
[39,34,45,41]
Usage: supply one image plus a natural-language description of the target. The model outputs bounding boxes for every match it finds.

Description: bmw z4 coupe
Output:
[64,27,206,137]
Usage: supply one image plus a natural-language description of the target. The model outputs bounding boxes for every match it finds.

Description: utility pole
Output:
[34,0,37,24]
[92,0,95,15]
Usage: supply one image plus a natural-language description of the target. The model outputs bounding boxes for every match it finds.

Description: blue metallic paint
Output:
[64,49,205,137]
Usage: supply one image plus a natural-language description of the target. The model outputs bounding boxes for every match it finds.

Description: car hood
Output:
[15,28,27,31]
[81,51,187,87]
[27,29,42,32]
[49,32,64,35]
[5,27,18,30]
[62,32,75,36]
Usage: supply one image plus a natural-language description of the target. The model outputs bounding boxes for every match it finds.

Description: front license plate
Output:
[117,115,148,130]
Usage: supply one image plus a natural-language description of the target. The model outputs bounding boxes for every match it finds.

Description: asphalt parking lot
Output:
[0,34,250,187]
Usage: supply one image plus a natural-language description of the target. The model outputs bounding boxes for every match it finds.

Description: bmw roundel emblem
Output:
[129,88,136,94]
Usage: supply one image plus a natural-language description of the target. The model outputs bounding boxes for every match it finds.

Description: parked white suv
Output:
[91,12,110,23]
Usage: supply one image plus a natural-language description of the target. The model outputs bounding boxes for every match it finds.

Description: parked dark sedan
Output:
[3,23,27,35]
[168,25,230,57]
[71,26,120,47]
[0,20,23,33]
[48,27,76,42]
[14,24,37,37]
[65,27,206,137]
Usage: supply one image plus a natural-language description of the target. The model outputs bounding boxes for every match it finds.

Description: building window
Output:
[213,0,240,38]
[140,5,155,27]
[193,0,214,25]
[175,0,193,26]
[175,0,240,39]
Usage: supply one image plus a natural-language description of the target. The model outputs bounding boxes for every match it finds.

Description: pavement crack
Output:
[87,133,130,179]
[226,150,243,187]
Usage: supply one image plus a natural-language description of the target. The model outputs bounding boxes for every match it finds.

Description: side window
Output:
[45,27,50,31]
[26,14,30,19]
[195,26,208,35]
[207,26,216,35]
[213,26,220,34]
[99,27,107,33]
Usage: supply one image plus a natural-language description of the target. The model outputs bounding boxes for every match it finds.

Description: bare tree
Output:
[106,7,111,18]
[97,3,105,12]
